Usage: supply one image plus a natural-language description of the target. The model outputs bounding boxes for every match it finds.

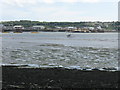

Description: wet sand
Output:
[2,66,119,89]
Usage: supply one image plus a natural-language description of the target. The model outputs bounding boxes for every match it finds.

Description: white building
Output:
[13,25,24,30]
[97,26,102,30]
[32,25,45,30]
[55,26,62,29]
[84,27,94,30]
[65,27,77,30]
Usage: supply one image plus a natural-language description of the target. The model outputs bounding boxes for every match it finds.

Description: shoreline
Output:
[1,31,118,33]
[0,32,118,34]
[2,66,119,89]
[1,64,119,71]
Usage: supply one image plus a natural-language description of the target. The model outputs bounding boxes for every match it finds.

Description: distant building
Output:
[88,27,95,30]
[83,27,94,30]
[3,26,13,31]
[55,26,62,29]
[32,25,45,30]
[0,24,4,32]
[13,25,24,30]
[96,26,102,30]
[13,25,24,32]
[65,27,77,30]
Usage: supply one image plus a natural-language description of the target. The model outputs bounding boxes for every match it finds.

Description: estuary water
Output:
[1,32,118,70]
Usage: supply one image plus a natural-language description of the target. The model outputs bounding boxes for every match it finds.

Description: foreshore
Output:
[1,31,118,34]
[2,66,119,89]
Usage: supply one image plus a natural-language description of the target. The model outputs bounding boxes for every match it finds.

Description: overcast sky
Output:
[0,0,119,22]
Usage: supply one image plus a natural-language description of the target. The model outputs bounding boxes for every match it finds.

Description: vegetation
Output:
[0,20,118,31]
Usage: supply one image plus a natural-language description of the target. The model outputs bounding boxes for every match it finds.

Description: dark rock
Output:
[2,66,119,89]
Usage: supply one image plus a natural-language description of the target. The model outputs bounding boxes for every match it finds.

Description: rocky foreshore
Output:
[2,66,119,89]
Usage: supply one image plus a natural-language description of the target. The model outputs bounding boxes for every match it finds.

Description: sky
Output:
[0,0,119,22]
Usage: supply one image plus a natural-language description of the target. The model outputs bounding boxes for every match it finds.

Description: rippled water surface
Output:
[1,32,118,70]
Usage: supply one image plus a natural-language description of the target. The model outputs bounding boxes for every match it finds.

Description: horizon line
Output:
[0,20,118,22]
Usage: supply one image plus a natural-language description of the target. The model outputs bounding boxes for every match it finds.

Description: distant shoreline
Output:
[1,31,118,33]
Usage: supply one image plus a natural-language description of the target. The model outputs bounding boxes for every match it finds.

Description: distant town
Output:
[0,20,119,33]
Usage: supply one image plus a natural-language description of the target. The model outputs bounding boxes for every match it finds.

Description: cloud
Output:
[1,0,38,7]
[0,0,118,21]
[41,0,55,3]
[1,0,119,7]
[28,5,86,21]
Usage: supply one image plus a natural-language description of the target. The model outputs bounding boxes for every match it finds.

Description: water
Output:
[1,32,118,70]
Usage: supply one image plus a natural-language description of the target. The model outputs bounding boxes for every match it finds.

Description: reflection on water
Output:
[1,32,118,70]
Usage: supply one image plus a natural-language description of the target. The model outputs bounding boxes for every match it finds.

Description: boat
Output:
[67,34,71,37]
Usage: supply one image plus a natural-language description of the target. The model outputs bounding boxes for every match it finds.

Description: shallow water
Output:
[1,32,118,70]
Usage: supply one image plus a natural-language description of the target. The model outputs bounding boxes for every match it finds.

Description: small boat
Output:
[67,34,71,37]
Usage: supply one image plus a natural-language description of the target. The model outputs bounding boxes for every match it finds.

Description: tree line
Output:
[0,20,118,30]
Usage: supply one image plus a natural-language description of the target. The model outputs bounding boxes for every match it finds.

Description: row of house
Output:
[0,24,46,32]
[0,24,104,32]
